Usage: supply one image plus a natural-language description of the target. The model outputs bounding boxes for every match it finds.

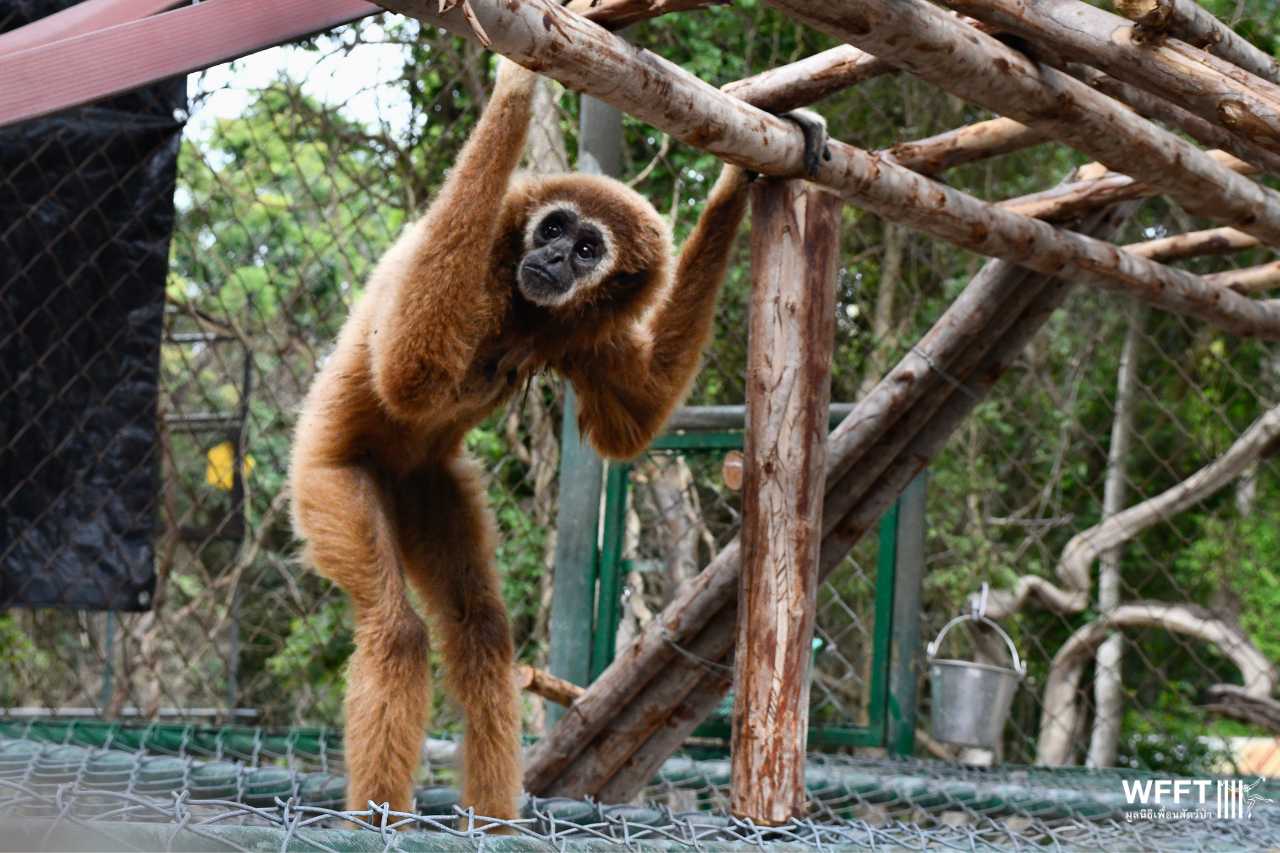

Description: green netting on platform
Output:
[1,722,1278,850]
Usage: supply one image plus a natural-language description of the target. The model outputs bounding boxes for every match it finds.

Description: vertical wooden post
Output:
[731,180,841,824]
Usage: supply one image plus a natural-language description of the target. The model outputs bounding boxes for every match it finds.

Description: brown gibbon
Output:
[288,58,815,821]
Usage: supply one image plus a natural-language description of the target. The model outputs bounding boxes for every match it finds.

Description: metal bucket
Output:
[927,614,1025,750]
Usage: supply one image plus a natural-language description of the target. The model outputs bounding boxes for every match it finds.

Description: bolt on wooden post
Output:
[731,179,841,824]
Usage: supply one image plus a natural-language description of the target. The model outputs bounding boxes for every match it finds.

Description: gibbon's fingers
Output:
[781,109,830,178]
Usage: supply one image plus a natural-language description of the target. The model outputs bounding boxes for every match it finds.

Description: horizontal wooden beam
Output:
[564,0,726,31]
[369,0,1280,341]
[883,117,1046,175]
[515,665,584,707]
[999,150,1254,223]
[764,0,1280,249]
[721,46,891,114]
[1066,63,1280,176]
[1125,227,1259,262]
[1205,261,1280,295]
[1116,0,1280,85]
[941,0,1280,157]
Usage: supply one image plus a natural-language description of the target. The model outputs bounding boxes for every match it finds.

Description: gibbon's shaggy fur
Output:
[288,59,749,821]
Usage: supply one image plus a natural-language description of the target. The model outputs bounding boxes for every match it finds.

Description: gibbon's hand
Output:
[781,109,831,178]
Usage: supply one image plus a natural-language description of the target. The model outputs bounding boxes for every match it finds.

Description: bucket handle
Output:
[926,614,1026,677]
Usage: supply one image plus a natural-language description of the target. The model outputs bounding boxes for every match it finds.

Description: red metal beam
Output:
[0,0,379,128]
[0,0,183,57]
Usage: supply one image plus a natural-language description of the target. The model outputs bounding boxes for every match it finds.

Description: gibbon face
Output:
[507,173,673,317]
[519,203,611,306]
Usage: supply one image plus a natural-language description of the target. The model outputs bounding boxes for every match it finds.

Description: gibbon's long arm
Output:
[370,60,538,417]
[568,164,751,458]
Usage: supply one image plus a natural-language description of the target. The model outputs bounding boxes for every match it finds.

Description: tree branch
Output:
[986,403,1280,618]
[1037,603,1276,765]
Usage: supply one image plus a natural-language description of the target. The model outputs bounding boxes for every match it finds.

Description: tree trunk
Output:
[1086,302,1144,769]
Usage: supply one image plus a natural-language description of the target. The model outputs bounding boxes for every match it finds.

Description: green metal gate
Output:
[582,425,926,755]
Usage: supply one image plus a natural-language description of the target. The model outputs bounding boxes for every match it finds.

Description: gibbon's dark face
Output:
[518,204,611,307]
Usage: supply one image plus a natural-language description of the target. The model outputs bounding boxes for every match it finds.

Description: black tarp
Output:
[0,1,186,610]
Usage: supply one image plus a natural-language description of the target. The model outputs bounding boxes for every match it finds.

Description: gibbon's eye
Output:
[540,219,562,240]
[575,241,596,261]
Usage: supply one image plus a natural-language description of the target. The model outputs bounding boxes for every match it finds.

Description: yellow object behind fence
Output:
[205,441,255,491]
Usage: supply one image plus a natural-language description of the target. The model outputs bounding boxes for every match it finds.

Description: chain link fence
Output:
[2,722,1277,850]
[2,3,1278,839]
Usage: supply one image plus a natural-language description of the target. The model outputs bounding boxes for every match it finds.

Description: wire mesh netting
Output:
[3,1,1280,848]
[614,444,884,736]
[1,722,1277,851]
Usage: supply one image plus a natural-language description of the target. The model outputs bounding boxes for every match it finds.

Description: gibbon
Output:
[289,58,819,820]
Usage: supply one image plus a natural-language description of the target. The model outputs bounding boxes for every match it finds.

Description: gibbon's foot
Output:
[781,109,831,178]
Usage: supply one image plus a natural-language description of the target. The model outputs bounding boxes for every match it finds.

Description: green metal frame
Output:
[588,428,924,753]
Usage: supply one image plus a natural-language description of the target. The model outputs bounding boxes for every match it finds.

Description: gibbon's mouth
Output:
[517,260,572,305]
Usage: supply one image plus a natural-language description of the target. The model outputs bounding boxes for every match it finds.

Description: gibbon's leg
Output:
[291,463,431,814]
[395,457,522,822]
[368,59,539,418]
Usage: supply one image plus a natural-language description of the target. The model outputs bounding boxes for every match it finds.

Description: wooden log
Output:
[595,667,734,803]
[373,0,1280,340]
[722,46,891,114]
[727,57,1050,177]
[939,0,1280,155]
[1115,0,1280,85]
[1000,173,1146,222]
[883,118,1046,175]
[565,0,726,30]
[1205,261,1280,294]
[1124,226,1259,262]
[999,150,1254,223]
[732,180,840,825]
[763,0,1280,247]
[1067,64,1280,176]
[545,616,735,797]
[515,665,584,707]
